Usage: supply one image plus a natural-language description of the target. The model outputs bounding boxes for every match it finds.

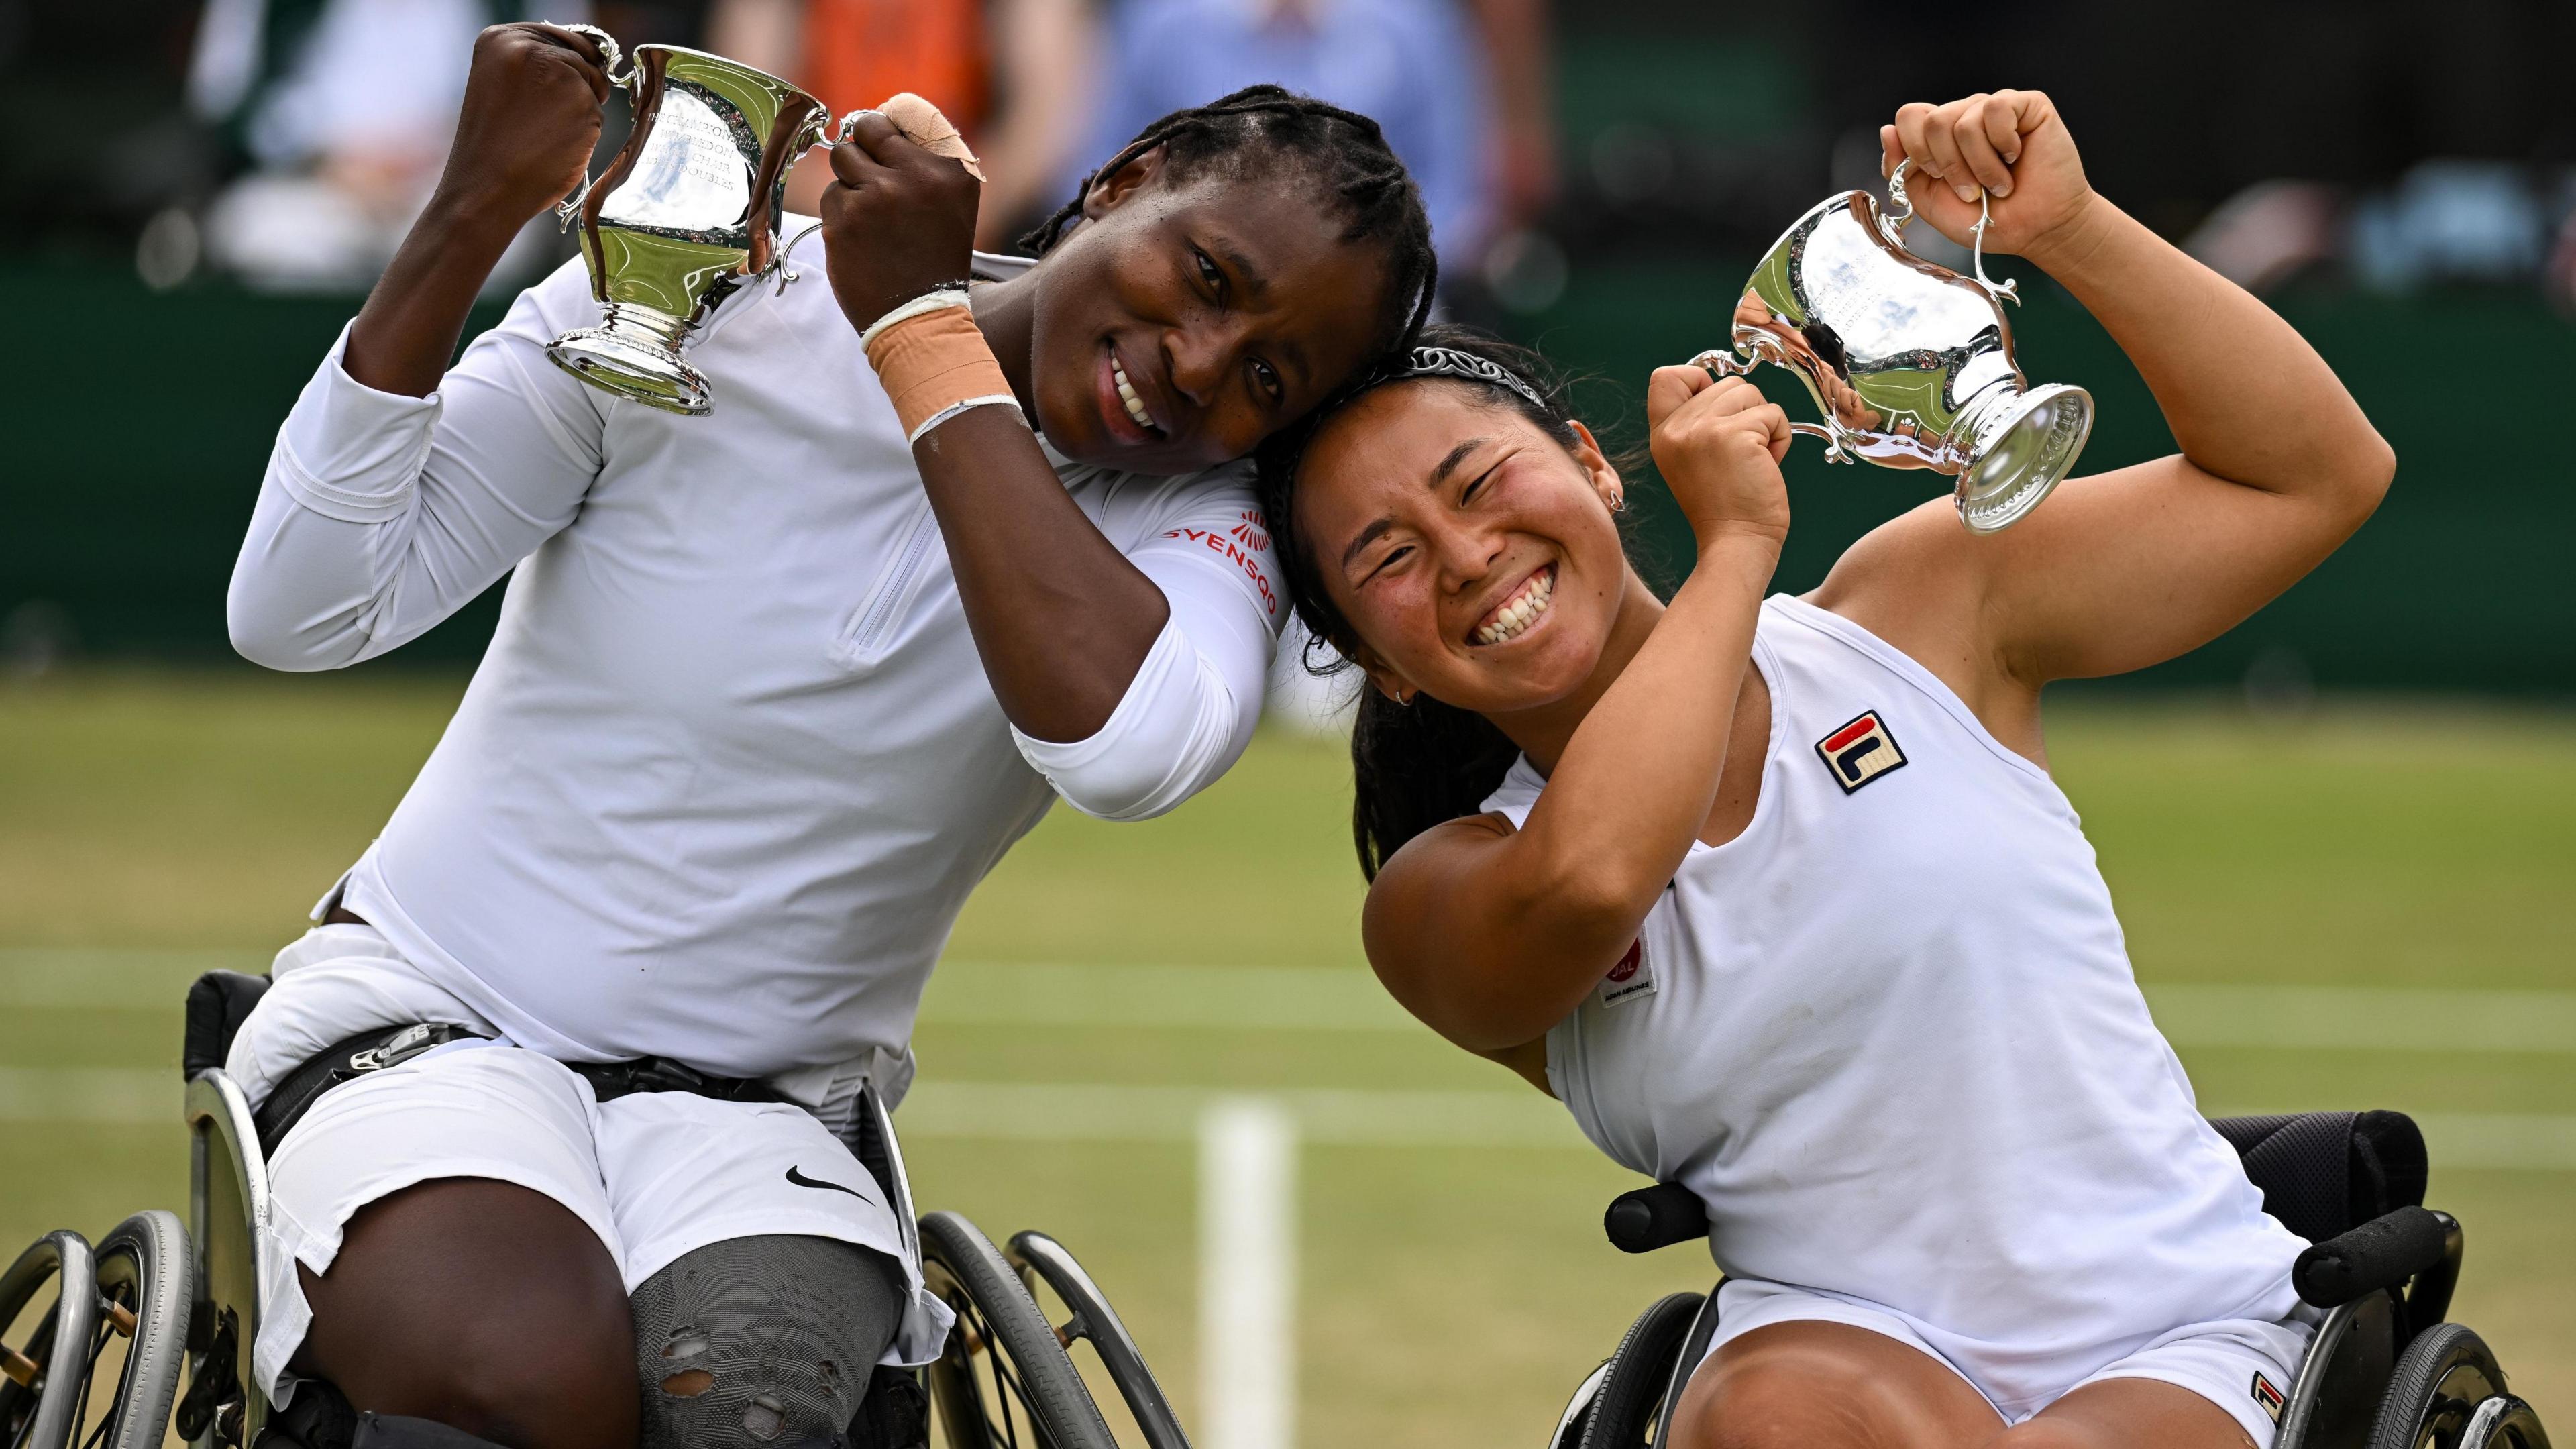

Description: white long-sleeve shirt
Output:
[228,244,1283,1089]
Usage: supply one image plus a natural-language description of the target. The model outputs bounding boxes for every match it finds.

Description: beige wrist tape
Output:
[864,304,1021,443]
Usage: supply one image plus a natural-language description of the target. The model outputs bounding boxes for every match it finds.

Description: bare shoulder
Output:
[1805,497,2045,759]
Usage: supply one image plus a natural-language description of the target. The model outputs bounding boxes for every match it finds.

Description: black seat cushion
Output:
[2209,1110,2427,1243]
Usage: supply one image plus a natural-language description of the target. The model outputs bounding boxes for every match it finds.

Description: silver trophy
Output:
[547,27,835,415]
[1695,160,2092,533]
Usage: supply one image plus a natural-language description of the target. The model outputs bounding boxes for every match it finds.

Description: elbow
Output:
[225,586,350,674]
[2318,429,2396,539]
[2326,406,2396,508]
[1049,761,1182,822]
[2353,430,2398,512]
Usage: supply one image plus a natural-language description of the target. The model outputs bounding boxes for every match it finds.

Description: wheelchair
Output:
[1,971,1195,1449]
[1552,1112,2551,1449]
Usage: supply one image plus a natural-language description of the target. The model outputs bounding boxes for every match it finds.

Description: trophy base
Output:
[1953,383,2093,534]
[548,314,712,417]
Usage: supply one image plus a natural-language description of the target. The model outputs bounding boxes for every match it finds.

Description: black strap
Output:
[254,1027,784,1154]
[254,1023,489,1155]
[568,1057,784,1106]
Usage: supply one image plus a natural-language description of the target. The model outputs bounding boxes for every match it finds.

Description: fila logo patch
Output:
[1599,937,1655,1008]
[2250,1371,2285,1424]
[1815,710,1907,794]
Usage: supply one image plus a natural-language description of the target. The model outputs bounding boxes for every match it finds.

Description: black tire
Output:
[1578,1293,1705,1449]
[90,1212,193,1449]
[919,1212,1116,1449]
[1,1232,101,1449]
[1006,1231,1189,1449]
[2371,1322,2508,1449]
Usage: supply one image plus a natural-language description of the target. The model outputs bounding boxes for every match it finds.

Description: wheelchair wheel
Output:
[2,1232,101,1449]
[2460,1396,2549,1449]
[1006,1231,1189,1449]
[87,1213,193,1449]
[1,1216,192,1449]
[919,1212,1116,1449]
[2371,1322,2512,1449]
[1575,1293,1705,1449]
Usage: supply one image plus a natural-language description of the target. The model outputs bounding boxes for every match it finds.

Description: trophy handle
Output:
[1882,158,2019,308]
[759,110,883,294]
[548,23,641,232]
[1687,350,1846,461]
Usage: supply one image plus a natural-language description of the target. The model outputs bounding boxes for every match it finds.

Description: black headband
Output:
[1375,345,1548,413]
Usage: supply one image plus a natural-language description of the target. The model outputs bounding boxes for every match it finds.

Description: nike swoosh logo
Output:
[784,1167,865,1199]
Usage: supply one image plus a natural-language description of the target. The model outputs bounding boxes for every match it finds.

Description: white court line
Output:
[7,1067,2573,1170]
[7,952,2575,1054]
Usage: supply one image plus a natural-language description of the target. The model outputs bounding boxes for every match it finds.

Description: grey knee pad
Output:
[631,1235,906,1449]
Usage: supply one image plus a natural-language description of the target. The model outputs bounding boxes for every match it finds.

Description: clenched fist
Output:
[820,109,983,335]
[1646,368,1793,549]
[436,24,611,229]
[1880,89,2096,265]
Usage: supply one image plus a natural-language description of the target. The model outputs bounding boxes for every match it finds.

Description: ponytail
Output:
[1346,689,1521,881]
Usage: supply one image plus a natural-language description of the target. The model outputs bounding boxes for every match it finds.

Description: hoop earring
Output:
[1607,491,1627,514]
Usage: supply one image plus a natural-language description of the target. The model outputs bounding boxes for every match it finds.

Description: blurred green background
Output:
[4,679,2572,1442]
[11,260,2576,692]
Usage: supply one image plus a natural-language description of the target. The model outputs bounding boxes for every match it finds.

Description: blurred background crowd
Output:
[3,0,2573,692]
[11,0,2575,305]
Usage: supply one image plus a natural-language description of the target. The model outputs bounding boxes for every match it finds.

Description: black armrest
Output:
[2292,1206,2461,1314]
[1605,1183,1707,1254]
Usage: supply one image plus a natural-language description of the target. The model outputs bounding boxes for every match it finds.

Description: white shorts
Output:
[1701,1279,2319,1447]
[235,926,952,1405]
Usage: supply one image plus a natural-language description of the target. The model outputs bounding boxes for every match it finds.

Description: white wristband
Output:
[906,394,1027,446]
[861,288,973,350]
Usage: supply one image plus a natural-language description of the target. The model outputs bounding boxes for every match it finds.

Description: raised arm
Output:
[816,113,1173,745]
[1817,91,2394,724]
[226,25,612,669]
[1364,374,1791,1052]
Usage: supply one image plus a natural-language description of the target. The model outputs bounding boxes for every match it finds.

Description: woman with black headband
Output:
[1254,91,2394,1449]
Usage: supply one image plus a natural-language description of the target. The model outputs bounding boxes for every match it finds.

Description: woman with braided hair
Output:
[219,23,1435,1449]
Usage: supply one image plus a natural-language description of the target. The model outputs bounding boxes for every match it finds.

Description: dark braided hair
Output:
[1018,85,1438,371]
[1255,326,1597,881]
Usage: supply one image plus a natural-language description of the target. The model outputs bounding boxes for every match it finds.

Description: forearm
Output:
[912,407,1171,739]
[1514,532,1776,922]
[2031,200,2390,499]
[345,197,529,398]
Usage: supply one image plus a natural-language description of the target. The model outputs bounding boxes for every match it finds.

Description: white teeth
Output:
[1474,569,1554,645]
[1111,360,1154,430]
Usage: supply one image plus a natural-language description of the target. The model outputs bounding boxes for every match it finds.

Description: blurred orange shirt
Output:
[801,0,991,133]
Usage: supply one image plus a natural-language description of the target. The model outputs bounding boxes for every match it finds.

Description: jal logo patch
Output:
[1815,710,1907,794]
[2250,1371,2285,1424]
[1599,938,1655,1008]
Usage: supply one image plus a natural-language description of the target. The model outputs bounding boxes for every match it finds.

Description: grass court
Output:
[2,670,2569,1444]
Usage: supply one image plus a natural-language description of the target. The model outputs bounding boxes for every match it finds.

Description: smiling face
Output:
[1293,381,1639,717]
[1025,155,1399,474]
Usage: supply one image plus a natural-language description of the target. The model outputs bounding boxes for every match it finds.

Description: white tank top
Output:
[1485,595,2304,1399]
